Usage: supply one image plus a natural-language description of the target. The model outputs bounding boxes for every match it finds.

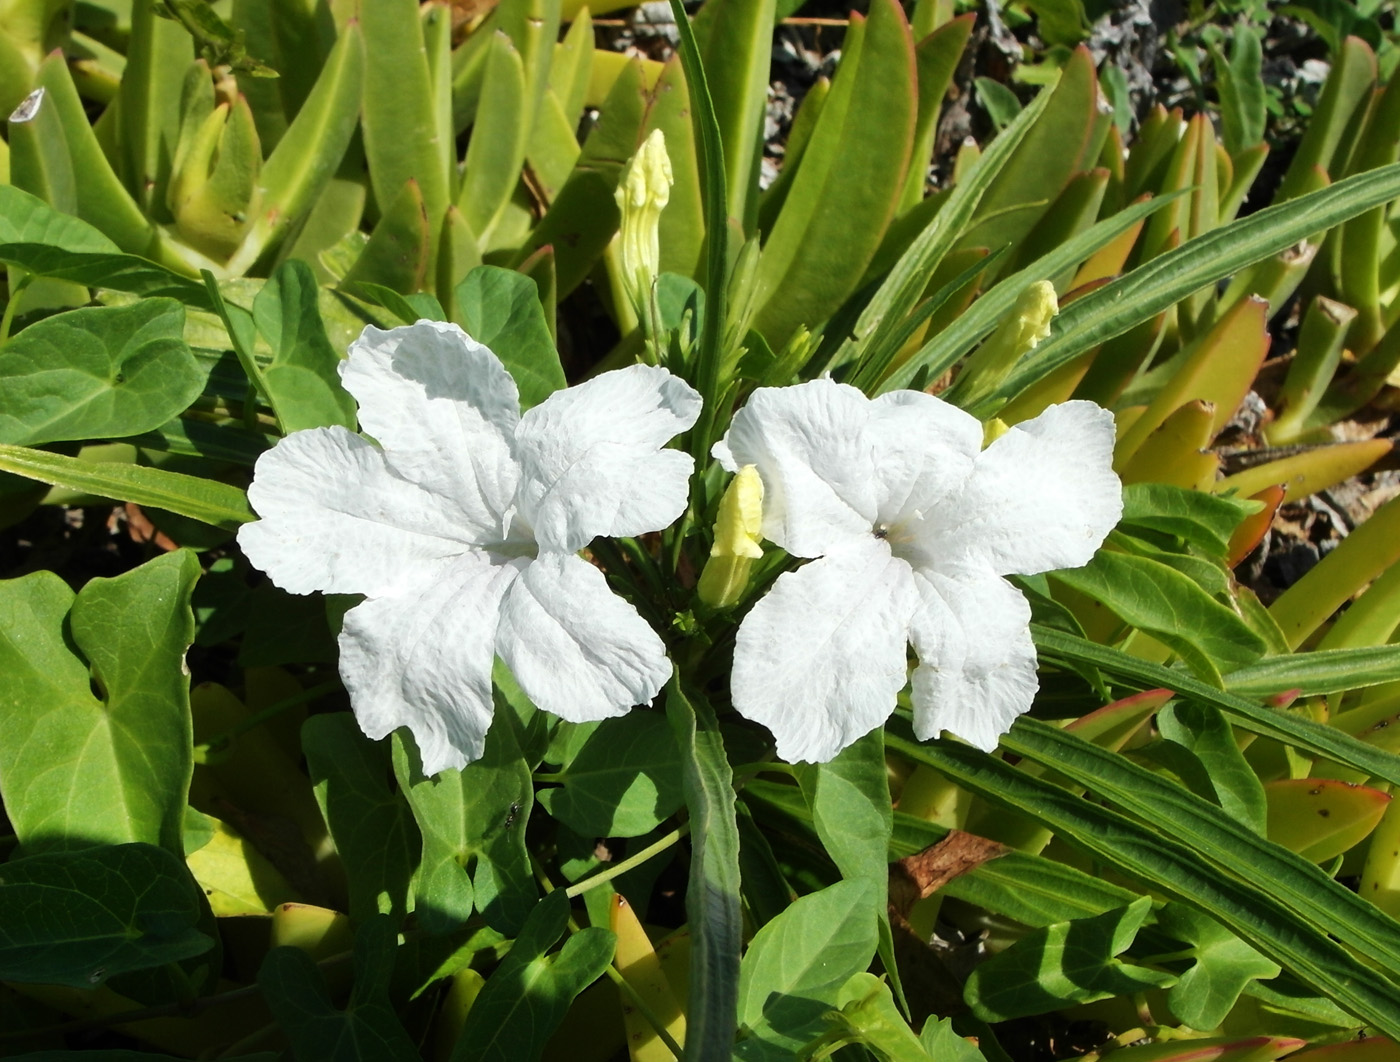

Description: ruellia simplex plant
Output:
[5,1,1400,1059]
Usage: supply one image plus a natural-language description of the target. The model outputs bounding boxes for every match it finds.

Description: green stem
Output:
[564,824,690,900]
[0,274,34,346]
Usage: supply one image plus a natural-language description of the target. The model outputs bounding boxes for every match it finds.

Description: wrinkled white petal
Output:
[908,568,1038,752]
[921,400,1121,576]
[495,553,671,722]
[512,364,700,553]
[730,538,919,762]
[866,390,983,536]
[239,426,477,597]
[714,379,883,557]
[339,553,526,775]
[340,321,520,543]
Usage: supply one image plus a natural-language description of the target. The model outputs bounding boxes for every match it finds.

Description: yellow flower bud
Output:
[697,465,765,609]
[614,129,673,318]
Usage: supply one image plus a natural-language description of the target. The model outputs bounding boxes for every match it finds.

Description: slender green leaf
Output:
[1224,646,1400,696]
[887,730,1400,1037]
[993,163,1400,411]
[668,0,730,462]
[0,442,255,530]
[999,716,1400,977]
[666,676,743,1062]
[1033,625,1400,786]
[881,191,1177,392]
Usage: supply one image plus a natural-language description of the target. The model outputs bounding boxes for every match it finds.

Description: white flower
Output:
[714,379,1121,762]
[238,320,701,775]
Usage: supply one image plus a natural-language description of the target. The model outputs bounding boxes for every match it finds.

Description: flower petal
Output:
[713,378,879,557]
[908,568,1038,752]
[340,321,521,543]
[923,400,1122,576]
[730,538,918,762]
[339,553,526,775]
[866,390,983,532]
[512,364,701,553]
[239,426,475,596]
[495,553,671,722]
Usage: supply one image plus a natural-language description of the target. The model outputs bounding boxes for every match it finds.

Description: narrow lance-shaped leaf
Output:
[991,163,1400,413]
[666,675,743,1062]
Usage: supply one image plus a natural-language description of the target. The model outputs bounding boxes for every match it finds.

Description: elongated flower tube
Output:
[714,379,1121,762]
[239,321,701,774]
[615,128,673,323]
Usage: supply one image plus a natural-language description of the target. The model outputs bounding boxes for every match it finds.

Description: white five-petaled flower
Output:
[714,379,1122,762]
[238,320,701,775]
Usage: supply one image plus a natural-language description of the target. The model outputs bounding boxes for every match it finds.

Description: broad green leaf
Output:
[451,890,616,1062]
[1213,24,1266,155]
[965,896,1175,1020]
[0,843,213,988]
[829,973,935,1062]
[920,1016,988,1061]
[0,443,254,530]
[995,163,1400,410]
[888,730,1400,1037]
[735,878,881,1058]
[751,0,916,350]
[0,551,199,857]
[997,717,1400,983]
[259,915,419,1062]
[793,730,891,884]
[1155,902,1280,1029]
[253,259,358,432]
[537,714,684,838]
[1051,550,1267,682]
[394,708,536,937]
[666,676,743,1062]
[1153,700,1267,833]
[302,714,419,921]
[0,299,204,446]
[453,265,565,408]
[0,183,122,253]
[1032,626,1400,785]
[1119,482,1257,559]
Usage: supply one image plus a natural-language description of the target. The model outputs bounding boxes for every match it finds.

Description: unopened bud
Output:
[614,129,673,319]
[697,465,764,609]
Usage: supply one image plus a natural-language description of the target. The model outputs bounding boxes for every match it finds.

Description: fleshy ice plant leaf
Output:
[714,381,1120,761]
[239,320,701,774]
